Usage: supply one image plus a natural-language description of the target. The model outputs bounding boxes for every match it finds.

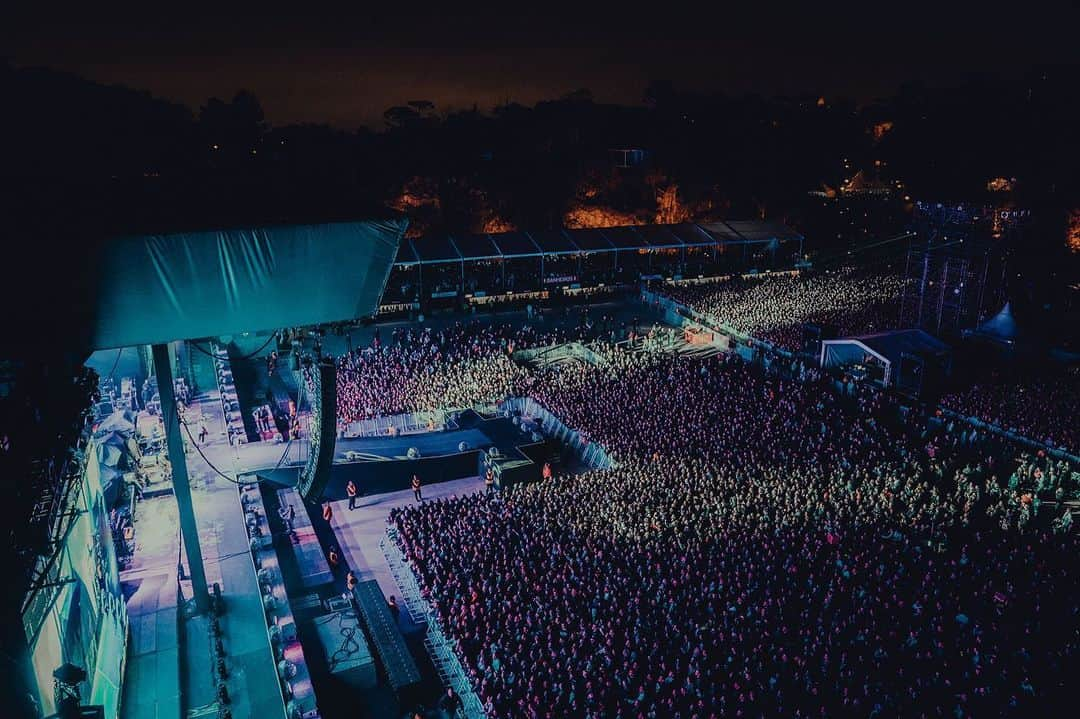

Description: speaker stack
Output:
[297,358,338,501]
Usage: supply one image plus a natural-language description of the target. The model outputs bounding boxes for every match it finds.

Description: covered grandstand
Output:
[379,221,804,307]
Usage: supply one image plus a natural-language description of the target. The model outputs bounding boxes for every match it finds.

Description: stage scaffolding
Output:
[900,238,1004,339]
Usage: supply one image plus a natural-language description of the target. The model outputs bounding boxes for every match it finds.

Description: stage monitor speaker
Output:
[297,359,337,501]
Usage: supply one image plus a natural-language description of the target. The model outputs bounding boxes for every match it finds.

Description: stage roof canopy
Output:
[91,218,407,350]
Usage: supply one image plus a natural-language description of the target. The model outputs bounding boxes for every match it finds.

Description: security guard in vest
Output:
[346,479,359,510]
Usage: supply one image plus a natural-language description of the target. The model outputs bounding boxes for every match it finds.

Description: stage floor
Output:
[325,476,487,636]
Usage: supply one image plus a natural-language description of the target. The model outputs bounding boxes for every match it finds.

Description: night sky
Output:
[4,4,1079,128]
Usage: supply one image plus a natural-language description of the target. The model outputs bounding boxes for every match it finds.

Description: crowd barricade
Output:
[513,341,606,368]
[504,397,615,470]
[381,528,487,719]
[341,410,455,438]
[645,284,1079,464]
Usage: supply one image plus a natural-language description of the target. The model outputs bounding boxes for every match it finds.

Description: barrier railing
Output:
[512,341,608,368]
[504,397,615,470]
[382,529,486,718]
[342,410,456,438]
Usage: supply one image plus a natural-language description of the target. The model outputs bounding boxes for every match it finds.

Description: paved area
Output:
[327,475,488,635]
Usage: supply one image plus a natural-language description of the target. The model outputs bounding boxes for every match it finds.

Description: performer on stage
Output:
[346,479,359,510]
[412,474,423,502]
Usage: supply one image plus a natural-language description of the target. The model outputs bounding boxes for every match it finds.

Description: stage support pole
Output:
[152,342,210,613]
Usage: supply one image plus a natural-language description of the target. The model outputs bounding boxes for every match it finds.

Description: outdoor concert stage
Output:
[259,409,555,497]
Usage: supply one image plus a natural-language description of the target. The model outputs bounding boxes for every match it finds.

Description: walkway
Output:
[327,475,487,621]
[121,390,286,719]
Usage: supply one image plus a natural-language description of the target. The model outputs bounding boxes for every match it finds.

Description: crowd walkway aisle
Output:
[328,475,487,635]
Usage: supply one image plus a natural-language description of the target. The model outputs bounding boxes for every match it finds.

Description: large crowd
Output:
[335,323,541,424]
[391,344,1080,718]
[941,366,1080,454]
[333,320,622,425]
[660,268,908,352]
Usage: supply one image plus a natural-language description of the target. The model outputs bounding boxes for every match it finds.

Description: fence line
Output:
[381,529,487,719]
[503,397,615,470]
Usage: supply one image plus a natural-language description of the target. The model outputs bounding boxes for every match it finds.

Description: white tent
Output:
[821,329,951,386]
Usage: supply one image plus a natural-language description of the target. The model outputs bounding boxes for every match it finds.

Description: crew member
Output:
[411,474,423,502]
[485,467,496,495]
[328,545,340,568]
[387,595,401,624]
[440,687,463,719]
[346,480,359,510]
[346,570,358,592]
[279,503,296,531]
[322,502,333,523]
[542,462,553,480]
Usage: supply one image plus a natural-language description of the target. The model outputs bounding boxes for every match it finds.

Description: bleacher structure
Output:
[381,528,487,719]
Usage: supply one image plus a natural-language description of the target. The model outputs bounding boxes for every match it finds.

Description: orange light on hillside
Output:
[1067,209,1080,253]
[564,205,644,229]
[872,121,894,141]
[482,216,516,234]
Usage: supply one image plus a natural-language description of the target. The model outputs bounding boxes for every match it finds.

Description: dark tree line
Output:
[0,61,1076,349]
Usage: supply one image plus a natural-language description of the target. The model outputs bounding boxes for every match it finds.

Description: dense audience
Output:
[335,322,571,425]
[660,268,907,352]
[941,366,1080,454]
[392,345,1080,718]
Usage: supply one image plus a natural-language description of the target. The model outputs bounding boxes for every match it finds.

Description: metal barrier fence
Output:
[342,410,458,438]
[504,397,615,470]
[381,529,487,719]
[512,341,608,368]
